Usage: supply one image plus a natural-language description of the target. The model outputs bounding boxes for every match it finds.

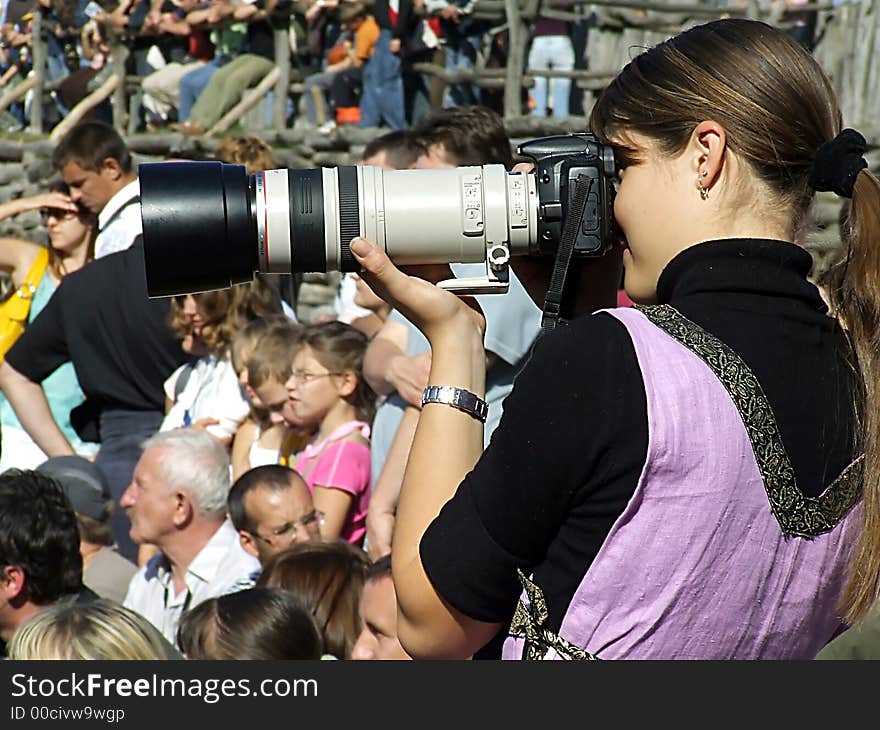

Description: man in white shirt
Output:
[122,430,259,646]
[52,121,141,259]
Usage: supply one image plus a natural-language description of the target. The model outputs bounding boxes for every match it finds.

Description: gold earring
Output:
[698,171,709,200]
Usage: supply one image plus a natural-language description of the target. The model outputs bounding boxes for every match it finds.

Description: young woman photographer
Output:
[351,18,877,659]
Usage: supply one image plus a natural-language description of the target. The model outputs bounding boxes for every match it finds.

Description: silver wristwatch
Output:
[421,385,488,423]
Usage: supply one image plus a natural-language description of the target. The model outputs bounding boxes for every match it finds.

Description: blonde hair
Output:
[247,320,303,389]
[8,599,168,660]
[230,315,295,376]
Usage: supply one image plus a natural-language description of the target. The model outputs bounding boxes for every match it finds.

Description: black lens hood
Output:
[139,161,256,297]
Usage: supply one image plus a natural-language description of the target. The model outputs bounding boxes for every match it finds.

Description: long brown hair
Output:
[591,19,880,623]
[257,540,369,659]
[169,278,282,357]
[46,178,96,279]
[828,170,880,622]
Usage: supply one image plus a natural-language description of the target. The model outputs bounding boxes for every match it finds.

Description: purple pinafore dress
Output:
[503,305,862,660]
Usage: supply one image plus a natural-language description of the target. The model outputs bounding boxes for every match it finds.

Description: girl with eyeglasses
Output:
[0,179,98,470]
[290,322,376,547]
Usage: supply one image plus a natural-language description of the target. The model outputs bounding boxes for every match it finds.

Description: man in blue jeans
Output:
[435,0,488,107]
[358,0,412,130]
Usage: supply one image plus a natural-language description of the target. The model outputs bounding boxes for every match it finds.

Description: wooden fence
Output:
[6,0,880,137]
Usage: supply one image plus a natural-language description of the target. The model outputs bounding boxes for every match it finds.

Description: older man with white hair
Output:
[121,430,258,645]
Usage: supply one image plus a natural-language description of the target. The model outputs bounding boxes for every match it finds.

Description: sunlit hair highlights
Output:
[8,599,168,660]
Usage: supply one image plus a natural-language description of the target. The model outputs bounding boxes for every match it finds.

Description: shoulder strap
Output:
[2,246,50,321]
[635,303,861,538]
[101,194,140,231]
[173,361,196,400]
[23,247,50,290]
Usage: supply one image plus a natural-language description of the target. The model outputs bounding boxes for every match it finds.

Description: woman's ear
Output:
[689,120,727,191]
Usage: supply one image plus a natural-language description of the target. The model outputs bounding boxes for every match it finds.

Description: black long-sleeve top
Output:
[420,239,859,646]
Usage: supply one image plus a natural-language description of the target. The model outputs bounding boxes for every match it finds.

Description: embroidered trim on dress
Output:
[509,569,598,661]
[635,303,862,538]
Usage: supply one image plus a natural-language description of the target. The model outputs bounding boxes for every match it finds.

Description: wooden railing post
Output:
[503,0,529,118]
[111,35,128,134]
[29,10,44,134]
[273,26,291,129]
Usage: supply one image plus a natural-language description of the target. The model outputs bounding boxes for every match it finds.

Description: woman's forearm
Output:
[393,325,496,658]
[349,236,503,657]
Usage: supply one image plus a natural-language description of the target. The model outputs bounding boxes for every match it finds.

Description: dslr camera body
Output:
[139,134,617,298]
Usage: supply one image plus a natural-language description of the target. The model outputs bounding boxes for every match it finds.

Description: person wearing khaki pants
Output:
[185,53,276,132]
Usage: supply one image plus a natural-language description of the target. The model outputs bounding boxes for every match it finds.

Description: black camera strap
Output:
[541,174,593,334]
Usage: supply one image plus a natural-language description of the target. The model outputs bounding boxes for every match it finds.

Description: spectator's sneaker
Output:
[317,120,336,135]
[171,121,206,135]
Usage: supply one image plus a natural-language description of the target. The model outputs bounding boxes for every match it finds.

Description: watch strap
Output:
[421,385,488,423]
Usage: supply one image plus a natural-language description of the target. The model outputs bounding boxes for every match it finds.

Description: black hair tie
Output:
[809,128,868,198]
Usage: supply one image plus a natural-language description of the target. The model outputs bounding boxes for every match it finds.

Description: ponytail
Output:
[830,168,880,623]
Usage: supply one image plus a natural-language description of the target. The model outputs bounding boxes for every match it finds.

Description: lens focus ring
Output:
[337,166,360,272]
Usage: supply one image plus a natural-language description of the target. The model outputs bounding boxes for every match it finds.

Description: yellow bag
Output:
[0,247,49,361]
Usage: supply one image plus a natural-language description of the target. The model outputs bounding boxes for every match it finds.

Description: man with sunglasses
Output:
[228,465,322,566]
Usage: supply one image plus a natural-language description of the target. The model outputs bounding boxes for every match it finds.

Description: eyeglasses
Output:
[288,370,343,385]
[250,510,324,544]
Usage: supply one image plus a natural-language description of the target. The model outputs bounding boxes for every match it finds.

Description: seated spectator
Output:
[57,19,112,124]
[230,316,301,479]
[174,0,282,134]
[303,2,379,131]
[122,430,259,645]
[0,180,97,471]
[36,455,136,604]
[352,555,411,660]
[174,0,249,127]
[8,598,179,660]
[0,40,27,125]
[229,465,321,565]
[35,0,80,84]
[141,0,215,128]
[162,280,282,447]
[177,587,322,660]
[257,540,369,659]
[0,469,92,649]
[252,322,374,545]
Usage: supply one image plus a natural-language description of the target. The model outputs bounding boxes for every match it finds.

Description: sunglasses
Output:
[40,207,80,222]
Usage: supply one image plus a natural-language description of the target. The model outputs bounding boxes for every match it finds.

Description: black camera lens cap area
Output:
[139,161,256,297]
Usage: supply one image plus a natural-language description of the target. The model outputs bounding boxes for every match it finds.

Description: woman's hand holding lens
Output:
[349,237,486,346]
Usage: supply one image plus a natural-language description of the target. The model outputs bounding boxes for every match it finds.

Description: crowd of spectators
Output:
[0,0,645,134]
[0,7,868,665]
[0,108,539,660]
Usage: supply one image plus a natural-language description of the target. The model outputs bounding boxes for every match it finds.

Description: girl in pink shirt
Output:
[292,323,375,546]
